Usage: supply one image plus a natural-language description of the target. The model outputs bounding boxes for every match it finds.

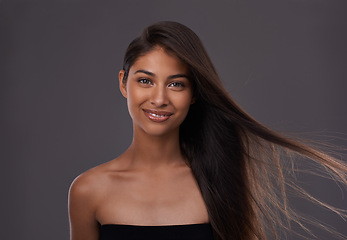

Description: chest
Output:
[96,171,209,225]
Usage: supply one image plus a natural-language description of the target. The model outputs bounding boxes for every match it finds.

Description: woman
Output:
[68,21,347,240]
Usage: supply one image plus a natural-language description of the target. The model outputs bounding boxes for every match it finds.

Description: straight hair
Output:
[121,21,347,240]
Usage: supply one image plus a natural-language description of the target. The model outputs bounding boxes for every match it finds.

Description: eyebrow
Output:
[135,69,155,76]
[134,69,189,80]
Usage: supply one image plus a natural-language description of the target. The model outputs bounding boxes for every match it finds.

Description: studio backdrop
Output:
[1,0,346,239]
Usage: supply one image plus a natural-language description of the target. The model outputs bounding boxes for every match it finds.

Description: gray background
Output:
[1,0,346,239]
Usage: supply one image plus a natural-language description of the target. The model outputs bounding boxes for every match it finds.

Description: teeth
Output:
[149,113,166,117]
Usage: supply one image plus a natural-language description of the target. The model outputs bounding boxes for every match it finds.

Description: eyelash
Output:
[138,78,185,88]
[138,78,152,85]
[168,82,184,88]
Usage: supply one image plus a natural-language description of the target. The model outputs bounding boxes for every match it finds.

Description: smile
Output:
[149,113,166,117]
[143,109,173,122]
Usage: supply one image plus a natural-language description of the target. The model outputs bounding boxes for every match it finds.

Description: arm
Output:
[68,175,100,240]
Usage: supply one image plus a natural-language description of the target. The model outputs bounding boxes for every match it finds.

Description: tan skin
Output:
[68,47,209,240]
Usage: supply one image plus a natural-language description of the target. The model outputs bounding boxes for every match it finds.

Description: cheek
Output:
[173,93,193,113]
[126,86,147,116]
[127,83,148,103]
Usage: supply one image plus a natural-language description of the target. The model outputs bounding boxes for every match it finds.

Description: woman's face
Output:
[119,47,194,137]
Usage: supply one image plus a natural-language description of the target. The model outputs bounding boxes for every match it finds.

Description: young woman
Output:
[68,21,347,240]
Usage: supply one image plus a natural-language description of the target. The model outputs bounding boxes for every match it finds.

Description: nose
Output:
[150,85,169,107]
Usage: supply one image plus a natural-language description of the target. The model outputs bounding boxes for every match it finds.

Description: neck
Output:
[125,127,186,170]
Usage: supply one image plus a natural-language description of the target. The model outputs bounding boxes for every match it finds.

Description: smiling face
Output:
[119,47,194,137]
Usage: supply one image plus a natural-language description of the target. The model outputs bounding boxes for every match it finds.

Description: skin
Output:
[68,47,209,240]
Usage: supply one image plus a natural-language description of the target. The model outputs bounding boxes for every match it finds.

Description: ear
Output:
[190,96,196,104]
[119,70,127,98]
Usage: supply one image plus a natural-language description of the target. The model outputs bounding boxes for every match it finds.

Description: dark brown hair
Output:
[121,21,347,240]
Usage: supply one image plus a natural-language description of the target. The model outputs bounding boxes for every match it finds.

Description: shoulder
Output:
[69,154,132,208]
[69,162,113,202]
[69,172,96,200]
[69,156,127,200]
[68,161,121,226]
[68,162,117,240]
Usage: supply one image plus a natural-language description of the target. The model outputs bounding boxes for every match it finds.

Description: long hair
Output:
[121,21,347,240]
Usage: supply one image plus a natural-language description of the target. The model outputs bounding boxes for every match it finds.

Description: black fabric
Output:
[99,223,214,240]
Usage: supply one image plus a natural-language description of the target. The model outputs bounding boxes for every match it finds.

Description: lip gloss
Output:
[143,109,173,123]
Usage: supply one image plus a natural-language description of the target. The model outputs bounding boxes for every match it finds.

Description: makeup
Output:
[143,109,173,123]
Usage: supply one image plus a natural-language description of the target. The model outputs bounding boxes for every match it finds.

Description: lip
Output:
[142,109,173,122]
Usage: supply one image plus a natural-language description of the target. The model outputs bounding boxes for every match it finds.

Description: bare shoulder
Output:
[68,159,124,240]
[69,159,121,201]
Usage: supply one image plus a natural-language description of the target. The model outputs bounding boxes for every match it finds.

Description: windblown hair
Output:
[121,21,347,240]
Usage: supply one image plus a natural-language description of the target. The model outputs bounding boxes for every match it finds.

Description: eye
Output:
[138,78,152,85]
[168,82,184,88]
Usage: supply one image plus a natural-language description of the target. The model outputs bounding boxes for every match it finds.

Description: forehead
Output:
[129,47,188,74]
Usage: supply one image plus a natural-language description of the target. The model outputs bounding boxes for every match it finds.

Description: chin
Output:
[143,126,178,137]
[132,114,185,137]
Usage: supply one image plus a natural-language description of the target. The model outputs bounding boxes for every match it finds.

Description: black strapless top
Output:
[99,223,214,240]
